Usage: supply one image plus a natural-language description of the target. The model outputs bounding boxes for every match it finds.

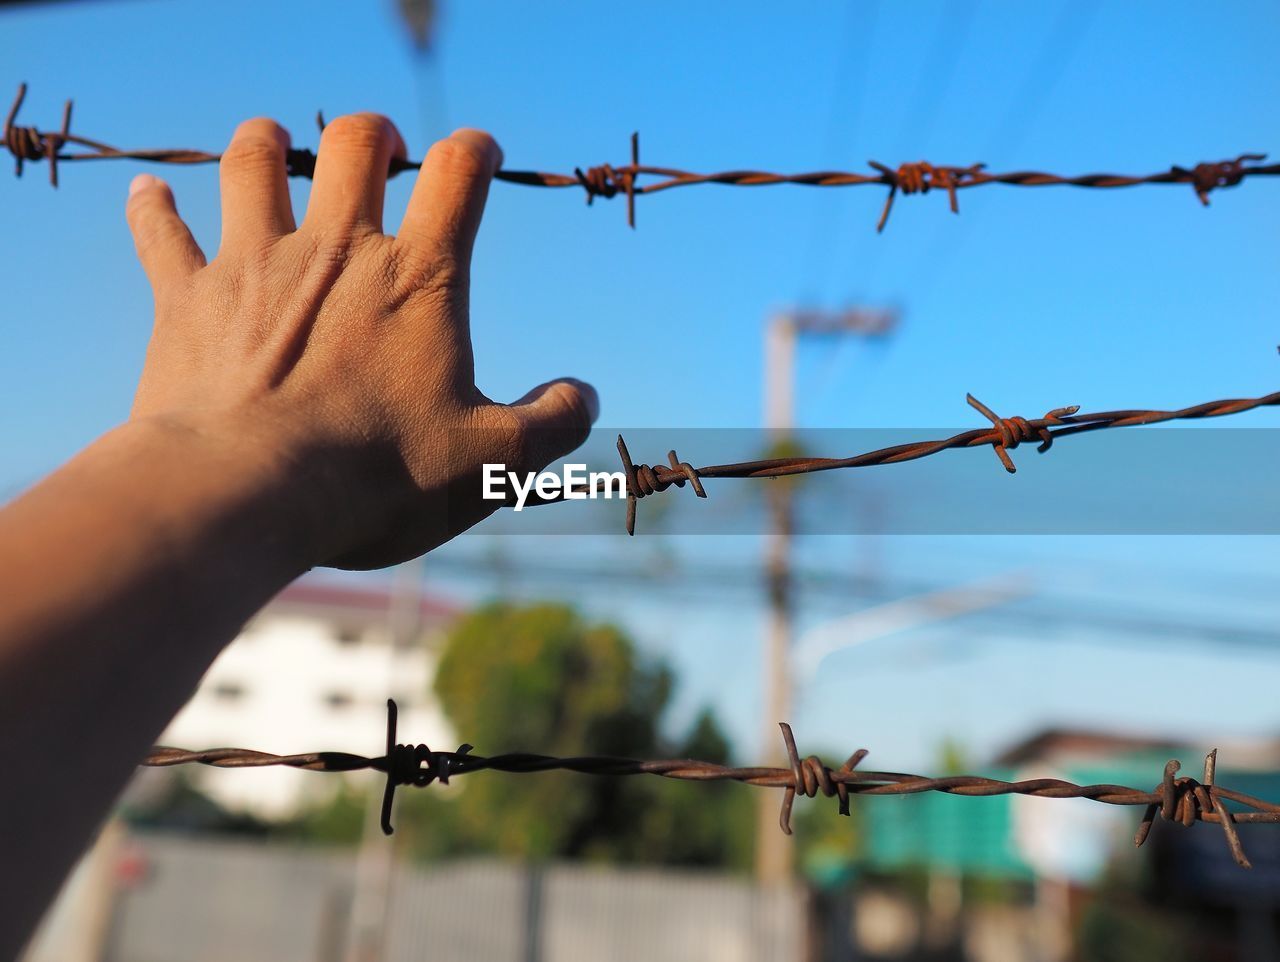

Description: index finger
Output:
[395,128,503,270]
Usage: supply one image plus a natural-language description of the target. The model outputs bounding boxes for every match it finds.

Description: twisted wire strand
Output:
[7,85,1278,229]
[142,700,1280,867]
[547,388,1279,534]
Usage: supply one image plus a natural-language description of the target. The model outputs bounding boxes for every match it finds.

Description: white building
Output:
[157,576,459,818]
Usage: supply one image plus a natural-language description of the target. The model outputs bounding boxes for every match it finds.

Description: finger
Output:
[303,113,407,234]
[125,174,205,289]
[219,118,295,246]
[507,378,600,472]
[397,128,502,269]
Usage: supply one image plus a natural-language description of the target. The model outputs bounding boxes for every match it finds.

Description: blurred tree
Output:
[120,770,273,837]
[401,602,752,868]
[290,602,753,870]
[1076,882,1197,962]
[937,738,970,776]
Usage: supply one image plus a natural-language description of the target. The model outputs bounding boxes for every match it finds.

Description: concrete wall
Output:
[95,834,804,962]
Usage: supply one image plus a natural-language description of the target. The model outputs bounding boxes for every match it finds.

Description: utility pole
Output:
[756,307,897,885]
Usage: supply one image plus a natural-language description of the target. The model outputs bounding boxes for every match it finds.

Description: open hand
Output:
[125,114,597,567]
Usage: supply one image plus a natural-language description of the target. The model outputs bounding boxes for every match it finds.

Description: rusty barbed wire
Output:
[7,84,1280,229]
[535,387,1280,535]
[142,699,1280,868]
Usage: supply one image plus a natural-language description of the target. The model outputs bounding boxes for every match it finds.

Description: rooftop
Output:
[265,576,459,625]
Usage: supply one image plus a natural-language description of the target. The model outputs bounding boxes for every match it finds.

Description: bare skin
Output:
[0,114,597,956]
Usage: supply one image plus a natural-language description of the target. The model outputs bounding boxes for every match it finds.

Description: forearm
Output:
[0,111,595,957]
[0,416,318,956]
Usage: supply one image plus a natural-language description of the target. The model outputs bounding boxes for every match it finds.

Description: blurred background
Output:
[4,0,1280,959]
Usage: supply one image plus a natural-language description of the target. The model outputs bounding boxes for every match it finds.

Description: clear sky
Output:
[2,0,1278,770]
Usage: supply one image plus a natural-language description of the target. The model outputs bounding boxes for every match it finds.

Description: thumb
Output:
[508,377,600,471]
[125,174,205,290]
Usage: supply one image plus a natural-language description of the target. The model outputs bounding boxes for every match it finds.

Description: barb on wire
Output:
[7,84,1279,229]
[543,387,1278,535]
[142,699,1280,867]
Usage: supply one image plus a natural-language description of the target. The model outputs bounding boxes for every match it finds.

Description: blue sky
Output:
[2,0,1279,770]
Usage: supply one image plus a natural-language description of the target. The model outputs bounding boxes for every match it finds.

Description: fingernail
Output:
[449,128,504,173]
[129,173,159,197]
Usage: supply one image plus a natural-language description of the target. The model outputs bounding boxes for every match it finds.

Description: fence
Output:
[95,834,802,962]
[142,699,1280,870]
[7,84,1280,229]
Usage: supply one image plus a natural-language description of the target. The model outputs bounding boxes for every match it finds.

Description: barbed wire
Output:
[7,84,1279,230]
[524,387,1280,534]
[142,699,1280,868]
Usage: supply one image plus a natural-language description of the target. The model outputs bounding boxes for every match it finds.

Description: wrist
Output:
[118,411,357,572]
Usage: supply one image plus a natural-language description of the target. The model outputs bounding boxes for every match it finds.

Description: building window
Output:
[324,691,354,711]
[334,626,362,647]
[212,681,245,701]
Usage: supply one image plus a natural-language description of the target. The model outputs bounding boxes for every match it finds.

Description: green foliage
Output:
[937,738,970,776]
[1076,891,1197,962]
[120,770,274,836]
[305,602,753,870]
[285,782,369,844]
[434,602,670,762]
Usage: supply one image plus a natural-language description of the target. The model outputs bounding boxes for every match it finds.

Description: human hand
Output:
[124,114,597,568]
